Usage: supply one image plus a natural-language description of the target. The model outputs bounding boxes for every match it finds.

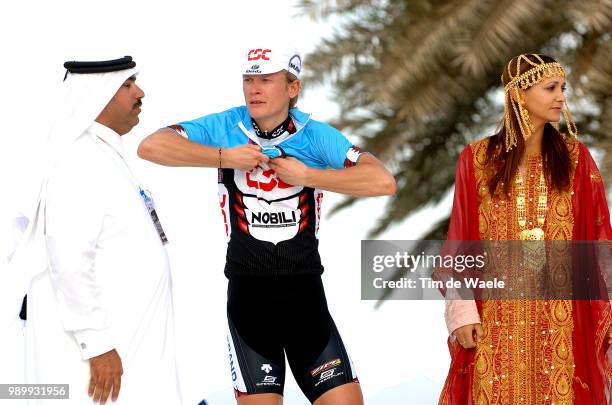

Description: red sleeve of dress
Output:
[447,145,481,241]
[571,143,611,404]
[435,145,482,295]
[572,143,612,240]
[437,145,481,405]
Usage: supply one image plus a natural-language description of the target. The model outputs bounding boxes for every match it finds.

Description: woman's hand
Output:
[452,323,484,349]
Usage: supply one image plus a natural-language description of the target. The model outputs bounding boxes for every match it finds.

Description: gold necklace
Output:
[515,166,547,241]
[515,162,548,274]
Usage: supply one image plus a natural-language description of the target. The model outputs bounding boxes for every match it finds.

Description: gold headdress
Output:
[502,54,578,152]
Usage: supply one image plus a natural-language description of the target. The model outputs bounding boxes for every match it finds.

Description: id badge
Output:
[139,189,169,244]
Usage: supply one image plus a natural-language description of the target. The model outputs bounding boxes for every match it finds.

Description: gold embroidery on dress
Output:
[468,138,579,404]
[590,170,602,183]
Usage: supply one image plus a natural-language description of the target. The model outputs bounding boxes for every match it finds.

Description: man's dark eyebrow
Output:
[126,75,137,82]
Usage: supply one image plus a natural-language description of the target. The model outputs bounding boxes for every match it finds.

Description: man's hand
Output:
[223,145,269,171]
[88,349,122,404]
[452,323,484,349]
[268,157,310,187]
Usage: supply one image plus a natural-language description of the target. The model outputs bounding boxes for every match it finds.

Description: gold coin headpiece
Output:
[502,54,578,152]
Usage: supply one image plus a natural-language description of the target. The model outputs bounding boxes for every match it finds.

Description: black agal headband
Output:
[63,56,136,81]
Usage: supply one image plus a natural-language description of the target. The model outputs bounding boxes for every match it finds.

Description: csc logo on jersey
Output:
[245,169,292,192]
[235,164,302,200]
[248,49,271,61]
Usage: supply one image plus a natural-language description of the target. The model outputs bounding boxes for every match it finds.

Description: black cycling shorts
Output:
[226,274,358,403]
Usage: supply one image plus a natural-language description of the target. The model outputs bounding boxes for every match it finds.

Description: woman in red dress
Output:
[439,54,611,404]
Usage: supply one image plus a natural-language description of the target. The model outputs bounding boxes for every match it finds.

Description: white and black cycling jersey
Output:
[168,106,365,277]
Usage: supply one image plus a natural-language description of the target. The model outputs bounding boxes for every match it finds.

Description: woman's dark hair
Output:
[486,54,571,196]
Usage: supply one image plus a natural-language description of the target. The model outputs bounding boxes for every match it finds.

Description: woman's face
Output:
[521,76,566,127]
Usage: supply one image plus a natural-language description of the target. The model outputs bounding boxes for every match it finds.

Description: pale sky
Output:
[1,1,453,404]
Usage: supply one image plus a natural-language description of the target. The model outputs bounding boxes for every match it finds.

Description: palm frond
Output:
[299,0,612,237]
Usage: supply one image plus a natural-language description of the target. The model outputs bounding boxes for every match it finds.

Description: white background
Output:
[0,1,452,404]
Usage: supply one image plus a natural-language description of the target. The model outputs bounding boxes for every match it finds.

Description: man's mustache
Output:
[133,99,143,109]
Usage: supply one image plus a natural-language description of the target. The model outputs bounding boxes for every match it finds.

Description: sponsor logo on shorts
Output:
[314,368,344,387]
[310,358,342,377]
[261,364,273,374]
[227,337,238,382]
[256,374,282,387]
[263,376,277,383]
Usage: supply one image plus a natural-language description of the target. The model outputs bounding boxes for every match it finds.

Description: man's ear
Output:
[289,79,301,98]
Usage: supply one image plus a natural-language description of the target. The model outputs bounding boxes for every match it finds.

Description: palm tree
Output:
[298,0,612,239]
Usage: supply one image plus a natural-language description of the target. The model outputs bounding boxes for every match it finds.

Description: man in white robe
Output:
[8,56,181,405]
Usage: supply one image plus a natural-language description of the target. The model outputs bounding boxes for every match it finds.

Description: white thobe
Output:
[0,212,27,386]
[25,122,181,404]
